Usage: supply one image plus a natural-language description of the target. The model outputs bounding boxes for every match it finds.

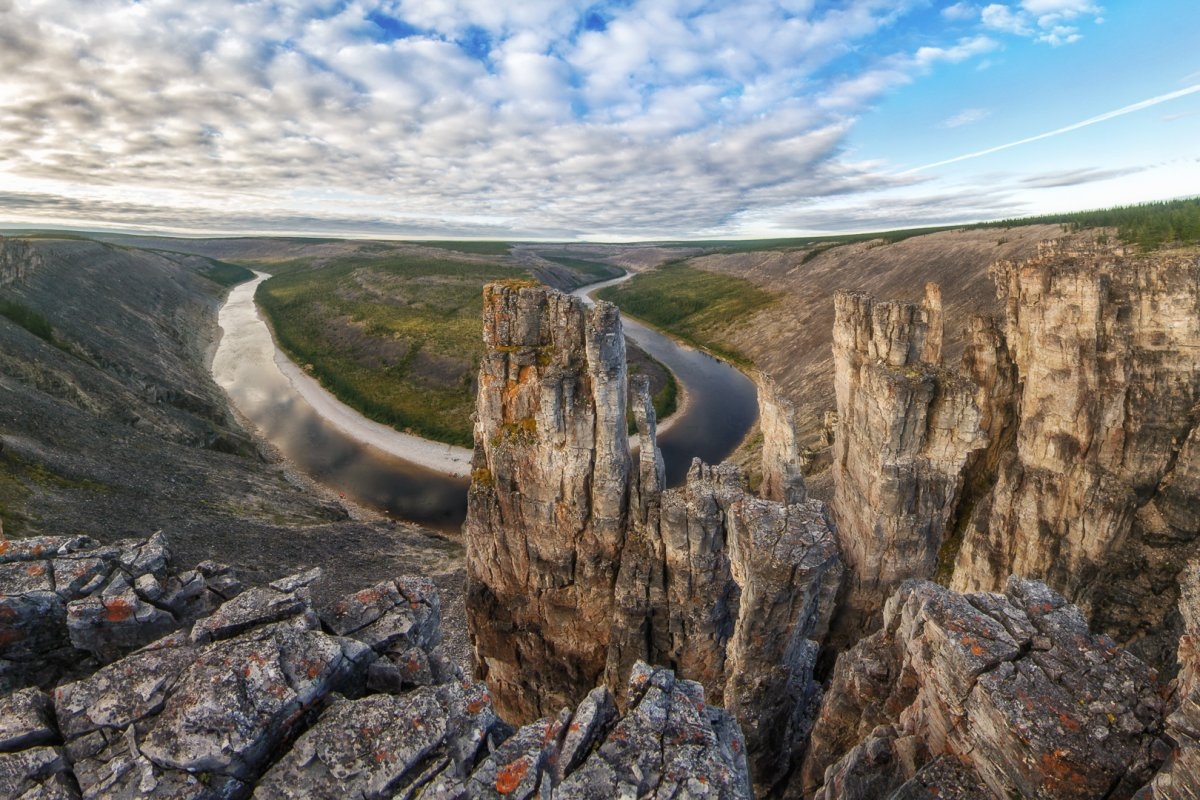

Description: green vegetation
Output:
[197,259,256,287]
[0,299,54,343]
[975,197,1200,250]
[652,369,678,420]
[596,261,777,365]
[256,252,530,446]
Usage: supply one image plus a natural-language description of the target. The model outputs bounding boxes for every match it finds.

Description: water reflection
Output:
[211,275,468,532]
[573,275,759,486]
[212,271,759,534]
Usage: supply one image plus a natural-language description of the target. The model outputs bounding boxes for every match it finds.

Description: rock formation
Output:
[1140,559,1200,799]
[801,578,1168,799]
[0,237,42,286]
[0,531,750,799]
[950,242,1200,666]
[463,281,633,724]
[465,283,843,793]
[829,284,986,642]
[757,372,808,505]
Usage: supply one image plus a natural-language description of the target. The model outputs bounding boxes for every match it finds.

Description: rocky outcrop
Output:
[830,284,987,642]
[0,532,242,691]
[0,532,750,799]
[464,282,633,723]
[951,242,1200,665]
[1141,559,1200,799]
[757,372,807,505]
[0,237,42,286]
[466,283,843,793]
[801,577,1168,799]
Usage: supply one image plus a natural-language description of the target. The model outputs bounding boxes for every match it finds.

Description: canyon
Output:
[464,237,1200,797]
[4,231,1200,798]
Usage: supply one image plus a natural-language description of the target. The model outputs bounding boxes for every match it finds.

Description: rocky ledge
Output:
[0,531,750,799]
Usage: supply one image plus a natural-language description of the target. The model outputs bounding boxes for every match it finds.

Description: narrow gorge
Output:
[463,238,1200,798]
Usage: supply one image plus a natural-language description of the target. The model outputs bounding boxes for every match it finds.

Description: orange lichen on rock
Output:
[494,756,531,794]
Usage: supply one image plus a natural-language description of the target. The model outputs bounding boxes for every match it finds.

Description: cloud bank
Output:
[0,0,1180,238]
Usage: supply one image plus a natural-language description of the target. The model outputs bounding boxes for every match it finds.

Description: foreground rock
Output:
[801,577,1167,799]
[0,532,242,691]
[0,532,749,799]
[465,283,842,792]
[1140,560,1200,799]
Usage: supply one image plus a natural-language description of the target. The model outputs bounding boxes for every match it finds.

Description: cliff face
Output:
[465,283,843,793]
[951,243,1200,664]
[0,237,42,286]
[464,283,633,723]
[829,284,986,642]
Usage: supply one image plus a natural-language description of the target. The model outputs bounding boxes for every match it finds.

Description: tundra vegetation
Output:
[595,260,778,365]
[255,253,529,446]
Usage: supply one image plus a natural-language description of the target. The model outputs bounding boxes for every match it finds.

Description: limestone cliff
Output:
[466,283,843,793]
[951,242,1200,665]
[757,372,808,505]
[464,282,632,723]
[829,284,986,643]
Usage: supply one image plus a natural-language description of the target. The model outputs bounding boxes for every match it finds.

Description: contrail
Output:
[901,83,1200,175]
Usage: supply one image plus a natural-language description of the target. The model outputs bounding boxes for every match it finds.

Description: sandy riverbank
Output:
[272,348,474,478]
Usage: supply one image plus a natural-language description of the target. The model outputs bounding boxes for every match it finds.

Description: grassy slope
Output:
[256,253,529,447]
[596,261,778,365]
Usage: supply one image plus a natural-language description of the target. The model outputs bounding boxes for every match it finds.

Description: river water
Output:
[572,274,759,486]
[212,272,758,533]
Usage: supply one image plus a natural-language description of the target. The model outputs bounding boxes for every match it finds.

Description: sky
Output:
[0,0,1197,240]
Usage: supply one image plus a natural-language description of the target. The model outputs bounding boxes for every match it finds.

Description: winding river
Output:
[211,271,758,533]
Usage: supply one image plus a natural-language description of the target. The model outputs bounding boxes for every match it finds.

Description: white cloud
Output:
[0,0,1073,238]
[981,0,1102,45]
[940,108,992,128]
[942,3,977,22]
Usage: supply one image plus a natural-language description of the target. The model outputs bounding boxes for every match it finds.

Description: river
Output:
[211,272,758,532]
[571,274,759,486]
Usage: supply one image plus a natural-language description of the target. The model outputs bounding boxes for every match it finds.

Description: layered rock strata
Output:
[830,284,986,641]
[465,283,843,793]
[464,282,633,724]
[951,243,1200,664]
[0,532,751,799]
[757,372,808,504]
[801,578,1168,799]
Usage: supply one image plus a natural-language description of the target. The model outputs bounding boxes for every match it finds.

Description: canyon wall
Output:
[951,242,1200,665]
[829,284,987,643]
[465,283,843,793]
[0,237,42,286]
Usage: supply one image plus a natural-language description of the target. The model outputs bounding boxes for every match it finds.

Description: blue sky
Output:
[0,0,1196,240]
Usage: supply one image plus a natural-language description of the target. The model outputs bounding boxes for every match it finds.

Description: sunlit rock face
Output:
[464,282,633,725]
[951,243,1200,667]
[829,283,987,645]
